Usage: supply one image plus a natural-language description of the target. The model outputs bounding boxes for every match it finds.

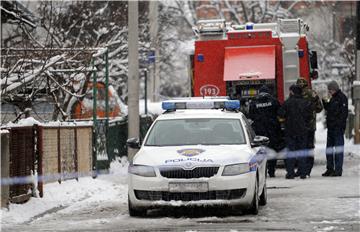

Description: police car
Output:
[127,98,269,217]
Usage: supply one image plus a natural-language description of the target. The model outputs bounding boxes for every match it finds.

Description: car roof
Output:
[157,109,244,120]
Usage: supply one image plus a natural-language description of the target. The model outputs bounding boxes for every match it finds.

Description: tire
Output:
[128,198,147,217]
[247,178,259,215]
[259,180,267,206]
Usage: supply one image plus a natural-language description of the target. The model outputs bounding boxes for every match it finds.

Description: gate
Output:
[8,126,36,203]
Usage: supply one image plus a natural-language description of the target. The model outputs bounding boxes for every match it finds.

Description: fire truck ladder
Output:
[278,19,304,97]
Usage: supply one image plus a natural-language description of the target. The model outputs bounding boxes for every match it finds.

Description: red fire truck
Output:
[191,18,318,105]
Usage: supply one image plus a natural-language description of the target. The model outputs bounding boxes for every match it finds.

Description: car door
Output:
[241,115,267,191]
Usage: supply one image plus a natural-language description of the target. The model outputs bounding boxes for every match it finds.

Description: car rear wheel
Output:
[259,180,267,206]
[128,197,147,217]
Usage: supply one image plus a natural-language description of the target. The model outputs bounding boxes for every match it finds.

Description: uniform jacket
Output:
[323,90,348,132]
[249,92,284,151]
[278,93,312,137]
[302,87,323,131]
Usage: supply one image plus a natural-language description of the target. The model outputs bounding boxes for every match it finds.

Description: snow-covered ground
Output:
[0,157,129,225]
[1,112,359,231]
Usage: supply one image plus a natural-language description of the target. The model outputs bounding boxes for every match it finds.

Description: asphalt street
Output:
[4,154,360,232]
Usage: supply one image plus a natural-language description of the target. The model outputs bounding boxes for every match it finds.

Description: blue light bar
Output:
[162,101,176,110]
[162,98,240,111]
[224,100,240,110]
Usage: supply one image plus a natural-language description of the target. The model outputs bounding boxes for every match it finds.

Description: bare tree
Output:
[1,1,150,123]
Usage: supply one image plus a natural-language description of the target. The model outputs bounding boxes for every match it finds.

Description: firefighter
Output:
[278,85,312,179]
[322,80,348,177]
[296,78,323,177]
[248,85,284,177]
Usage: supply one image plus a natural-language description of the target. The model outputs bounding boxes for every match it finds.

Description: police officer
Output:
[278,85,312,179]
[322,80,348,177]
[296,78,323,177]
[249,85,284,177]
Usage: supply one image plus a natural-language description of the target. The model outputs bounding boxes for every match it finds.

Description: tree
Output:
[1,1,150,122]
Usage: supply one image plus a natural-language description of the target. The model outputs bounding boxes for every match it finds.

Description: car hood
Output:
[133,145,254,167]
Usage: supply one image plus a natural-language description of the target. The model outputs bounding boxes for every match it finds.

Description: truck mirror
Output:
[310,70,318,80]
[310,51,318,70]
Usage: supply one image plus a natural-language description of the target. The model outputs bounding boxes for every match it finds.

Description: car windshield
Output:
[145,118,246,146]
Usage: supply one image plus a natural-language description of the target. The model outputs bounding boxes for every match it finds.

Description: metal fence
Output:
[100,115,154,168]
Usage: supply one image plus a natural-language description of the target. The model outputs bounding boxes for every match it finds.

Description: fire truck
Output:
[191,18,318,105]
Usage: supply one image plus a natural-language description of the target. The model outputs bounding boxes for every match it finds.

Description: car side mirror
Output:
[127,137,141,149]
[251,136,269,147]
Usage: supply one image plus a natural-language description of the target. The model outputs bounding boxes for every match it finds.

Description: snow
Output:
[4,117,41,127]
[109,85,128,116]
[1,113,359,229]
[2,55,64,94]
[1,157,129,225]
[3,117,93,128]
[1,129,10,134]
[139,99,164,116]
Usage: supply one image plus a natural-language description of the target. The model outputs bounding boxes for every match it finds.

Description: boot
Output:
[322,169,334,177]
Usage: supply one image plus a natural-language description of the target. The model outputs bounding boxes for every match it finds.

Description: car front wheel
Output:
[247,178,259,215]
[259,180,267,206]
[128,197,147,217]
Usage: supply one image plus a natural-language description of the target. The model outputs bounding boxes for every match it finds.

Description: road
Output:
[4,155,360,232]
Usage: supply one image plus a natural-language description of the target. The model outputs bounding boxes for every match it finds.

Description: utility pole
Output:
[128,0,140,159]
[149,1,160,102]
[354,1,360,144]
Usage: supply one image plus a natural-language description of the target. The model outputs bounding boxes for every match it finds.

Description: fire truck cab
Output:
[191,18,318,106]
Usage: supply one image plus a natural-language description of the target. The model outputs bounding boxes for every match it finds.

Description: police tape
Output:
[0,169,115,186]
[1,144,359,186]
[264,144,360,160]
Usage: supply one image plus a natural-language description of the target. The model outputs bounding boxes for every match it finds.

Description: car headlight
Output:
[128,164,156,177]
[222,163,249,176]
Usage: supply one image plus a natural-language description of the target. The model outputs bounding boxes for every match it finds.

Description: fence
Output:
[38,124,93,196]
[8,126,36,203]
[104,115,154,166]
[1,123,93,203]
[1,115,153,204]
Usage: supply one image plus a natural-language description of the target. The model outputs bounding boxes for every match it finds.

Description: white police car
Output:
[127,98,269,217]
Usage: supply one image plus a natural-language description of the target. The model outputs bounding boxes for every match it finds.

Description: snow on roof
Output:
[1,129,10,134]
[139,100,163,116]
[2,117,93,128]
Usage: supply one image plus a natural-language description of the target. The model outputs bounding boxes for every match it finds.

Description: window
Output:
[145,118,246,146]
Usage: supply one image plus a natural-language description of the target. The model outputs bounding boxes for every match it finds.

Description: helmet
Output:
[296,78,308,88]
[259,85,270,94]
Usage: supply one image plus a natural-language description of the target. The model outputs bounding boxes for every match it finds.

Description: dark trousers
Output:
[267,159,277,175]
[285,135,307,177]
[326,129,344,175]
[305,130,315,176]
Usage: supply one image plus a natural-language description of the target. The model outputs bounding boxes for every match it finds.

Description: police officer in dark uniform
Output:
[249,85,284,177]
[278,85,312,179]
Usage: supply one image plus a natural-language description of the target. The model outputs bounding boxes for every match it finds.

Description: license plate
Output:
[168,182,208,192]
